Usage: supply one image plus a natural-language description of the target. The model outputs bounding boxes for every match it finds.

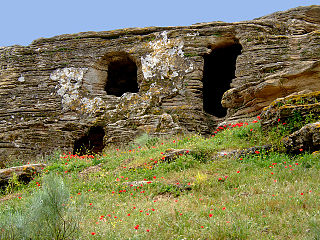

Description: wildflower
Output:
[91,232,96,235]
[209,214,213,217]
[299,148,303,152]
[146,229,150,232]
[237,171,240,173]
[301,193,304,195]
[222,207,226,210]
[134,225,139,230]
[201,226,204,228]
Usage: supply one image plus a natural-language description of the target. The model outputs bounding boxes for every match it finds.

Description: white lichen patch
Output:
[141,31,193,80]
[50,67,87,111]
[18,75,25,82]
[50,67,105,114]
[186,32,200,37]
[80,97,104,113]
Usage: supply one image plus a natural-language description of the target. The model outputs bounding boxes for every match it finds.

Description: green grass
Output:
[1,119,320,239]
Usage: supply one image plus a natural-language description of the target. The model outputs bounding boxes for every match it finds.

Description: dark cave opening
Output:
[73,126,105,155]
[202,43,242,117]
[104,54,138,97]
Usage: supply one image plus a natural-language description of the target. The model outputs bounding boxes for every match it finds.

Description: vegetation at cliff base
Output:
[1,117,320,239]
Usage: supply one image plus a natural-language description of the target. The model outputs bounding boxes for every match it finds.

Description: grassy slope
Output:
[1,119,320,239]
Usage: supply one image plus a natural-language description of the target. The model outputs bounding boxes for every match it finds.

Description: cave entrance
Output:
[202,43,242,117]
[104,53,138,97]
[73,126,105,155]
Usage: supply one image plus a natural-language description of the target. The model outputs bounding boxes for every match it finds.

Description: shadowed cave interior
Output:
[73,126,105,155]
[104,54,139,97]
[202,43,242,117]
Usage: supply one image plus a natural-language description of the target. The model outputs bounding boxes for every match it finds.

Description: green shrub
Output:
[132,133,159,149]
[0,174,80,240]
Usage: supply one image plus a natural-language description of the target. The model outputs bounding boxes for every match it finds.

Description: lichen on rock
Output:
[141,31,193,81]
[50,67,105,114]
[50,67,88,111]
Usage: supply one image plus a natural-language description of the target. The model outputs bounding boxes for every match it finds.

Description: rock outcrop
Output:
[282,122,320,154]
[0,163,46,187]
[260,91,320,128]
[0,5,319,164]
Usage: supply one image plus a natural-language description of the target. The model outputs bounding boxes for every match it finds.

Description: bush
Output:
[0,174,80,240]
[132,133,159,149]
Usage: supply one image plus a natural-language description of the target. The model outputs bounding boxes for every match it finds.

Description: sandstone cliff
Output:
[0,5,319,164]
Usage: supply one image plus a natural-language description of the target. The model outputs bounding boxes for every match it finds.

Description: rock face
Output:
[0,5,320,164]
[260,91,320,128]
[282,122,320,154]
[0,163,46,187]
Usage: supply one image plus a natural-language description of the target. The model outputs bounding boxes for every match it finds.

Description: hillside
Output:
[1,112,320,239]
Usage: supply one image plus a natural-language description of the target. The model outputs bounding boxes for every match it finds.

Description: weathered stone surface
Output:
[214,144,273,159]
[0,163,46,186]
[79,163,103,178]
[260,91,320,128]
[162,149,191,162]
[282,122,320,153]
[0,5,320,163]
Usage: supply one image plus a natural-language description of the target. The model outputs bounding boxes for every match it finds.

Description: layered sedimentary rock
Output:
[0,5,319,164]
[282,121,320,154]
[260,91,320,128]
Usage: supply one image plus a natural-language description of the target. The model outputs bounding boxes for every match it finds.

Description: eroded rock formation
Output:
[282,122,320,154]
[0,5,319,164]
